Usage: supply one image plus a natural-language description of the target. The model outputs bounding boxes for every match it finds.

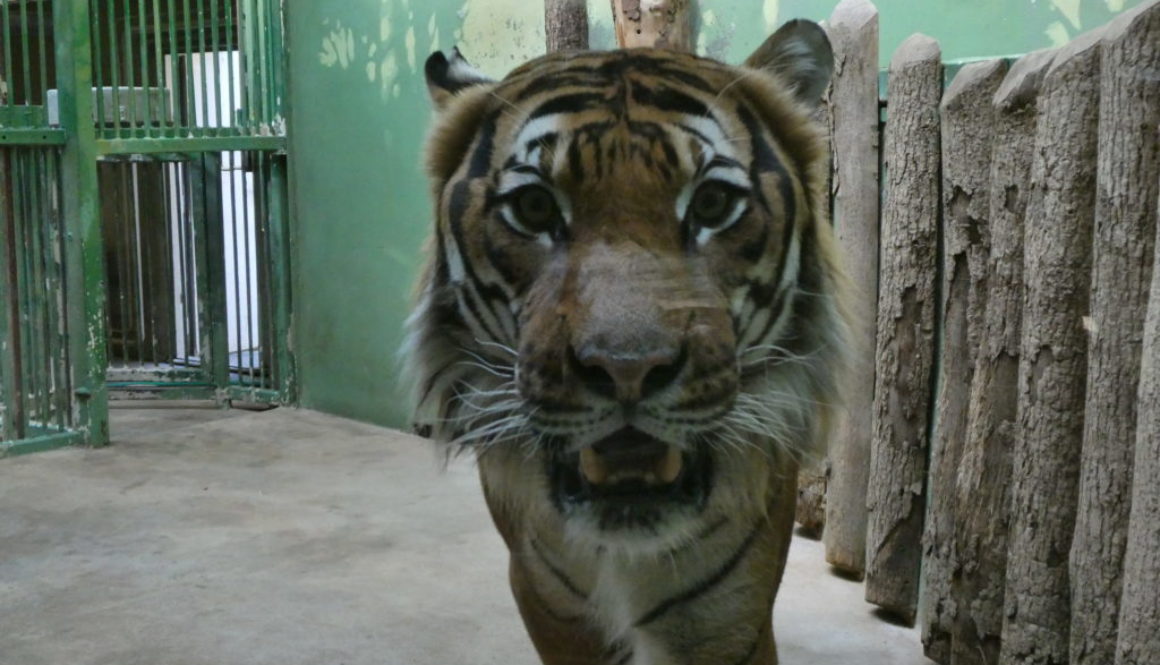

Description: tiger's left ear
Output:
[424,47,494,110]
[744,19,834,108]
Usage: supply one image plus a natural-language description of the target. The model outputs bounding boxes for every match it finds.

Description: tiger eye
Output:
[690,182,734,227]
[514,186,560,233]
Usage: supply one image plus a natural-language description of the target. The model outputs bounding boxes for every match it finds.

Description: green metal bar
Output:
[208,0,222,130]
[122,0,138,135]
[165,0,179,138]
[12,150,32,436]
[1,0,15,111]
[225,149,243,383]
[227,385,279,404]
[1,430,86,457]
[36,0,50,107]
[96,135,284,153]
[265,154,293,401]
[108,383,218,401]
[0,148,21,440]
[137,0,152,136]
[91,0,106,140]
[105,0,123,138]
[25,149,50,430]
[194,0,210,135]
[191,152,228,401]
[224,0,236,131]
[18,0,33,105]
[180,0,195,131]
[0,129,67,145]
[45,151,70,430]
[55,0,109,446]
[107,365,207,381]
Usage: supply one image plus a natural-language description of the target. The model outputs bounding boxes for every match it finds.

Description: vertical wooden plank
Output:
[920,58,1006,663]
[999,28,1103,665]
[1115,176,1160,665]
[951,48,1056,665]
[864,33,940,625]
[821,0,879,578]
[610,0,693,51]
[1071,4,1160,664]
[545,0,588,52]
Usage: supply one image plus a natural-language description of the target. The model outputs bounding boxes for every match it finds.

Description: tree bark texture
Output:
[796,466,828,534]
[920,58,1006,665]
[864,33,940,626]
[951,48,1056,665]
[1114,172,1160,665]
[1070,4,1159,664]
[610,0,693,51]
[999,28,1103,665]
[545,0,589,52]
[821,0,879,579]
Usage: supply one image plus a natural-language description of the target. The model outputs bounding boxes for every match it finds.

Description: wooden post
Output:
[545,0,589,52]
[1115,176,1160,665]
[610,0,693,51]
[795,463,827,535]
[999,28,1103,665]
[821,0,879,579]
[920,58,1006,663]
[951,48,1056,665]
[1071,4,1159,664]
[864,33,941,626]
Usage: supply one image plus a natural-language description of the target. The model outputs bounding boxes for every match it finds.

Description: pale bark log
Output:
[546,0,589,52]
[1114,167,1160,665]
[821,0,879,579]
[796,465,828,534]
[1070,3,1160,663]
[999,28,1103,665]
[610,0,693,51]
[951,48,1056,665]
[919,58,1006,664]
[864,33,941,626]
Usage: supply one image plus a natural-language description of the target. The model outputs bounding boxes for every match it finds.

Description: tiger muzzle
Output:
[551,427,713,531]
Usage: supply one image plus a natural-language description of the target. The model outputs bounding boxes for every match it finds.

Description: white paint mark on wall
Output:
[319,22,356,69]
[1050,0,1082,29]
[1044,20,1071,46]
[763,0,780,34]
[406,26,418,71]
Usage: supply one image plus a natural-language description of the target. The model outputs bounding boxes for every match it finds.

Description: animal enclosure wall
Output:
[286,0,1144,428]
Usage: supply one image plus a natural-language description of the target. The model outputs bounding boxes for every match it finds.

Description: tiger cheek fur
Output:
[404,20,848,665]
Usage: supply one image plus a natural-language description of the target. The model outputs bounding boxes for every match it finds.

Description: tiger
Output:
[403,18,850,665]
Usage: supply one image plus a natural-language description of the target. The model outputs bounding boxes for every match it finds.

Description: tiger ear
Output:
[425,48,494,110]
[744,19,834,108]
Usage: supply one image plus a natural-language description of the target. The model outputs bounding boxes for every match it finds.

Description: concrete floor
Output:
[1,406,929,665]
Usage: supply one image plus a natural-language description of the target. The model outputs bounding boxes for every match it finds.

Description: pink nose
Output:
[571,346,685,406]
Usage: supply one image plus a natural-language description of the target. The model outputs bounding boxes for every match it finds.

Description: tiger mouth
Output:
[550,427,712,529]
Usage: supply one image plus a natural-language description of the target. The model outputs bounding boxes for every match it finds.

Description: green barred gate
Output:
[1,0,293,454]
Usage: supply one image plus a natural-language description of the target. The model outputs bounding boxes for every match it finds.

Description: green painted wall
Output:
[286,0,1141,428]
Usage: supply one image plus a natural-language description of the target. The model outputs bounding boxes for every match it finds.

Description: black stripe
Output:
[528,92,606,120]
[634,520,762,627]
[447,181,505,343]
[530,538,588,600]
[467,114,498,178]
[630,83,710,117]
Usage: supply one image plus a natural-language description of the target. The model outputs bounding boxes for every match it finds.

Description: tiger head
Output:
[405,21,847,555]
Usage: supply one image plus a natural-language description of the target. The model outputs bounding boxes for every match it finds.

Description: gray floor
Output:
[1,406,929,665]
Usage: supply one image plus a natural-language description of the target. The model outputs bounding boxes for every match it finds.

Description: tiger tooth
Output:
[657,446,683,484]
[579,447,608,485]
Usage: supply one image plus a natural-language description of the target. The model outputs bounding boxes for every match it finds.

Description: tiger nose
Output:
[571,344,686,406]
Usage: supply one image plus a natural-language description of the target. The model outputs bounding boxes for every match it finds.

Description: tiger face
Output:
[406,23,845,556]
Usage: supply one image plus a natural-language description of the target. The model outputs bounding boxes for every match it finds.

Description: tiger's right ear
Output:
[425,48,493,110]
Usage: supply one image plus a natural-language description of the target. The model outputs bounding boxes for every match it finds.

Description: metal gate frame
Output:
[1,0,294,454]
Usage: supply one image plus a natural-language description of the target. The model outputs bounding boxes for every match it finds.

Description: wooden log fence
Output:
[542,0,1159,660]
[799,0,1160,662]
[822,0,880,578]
